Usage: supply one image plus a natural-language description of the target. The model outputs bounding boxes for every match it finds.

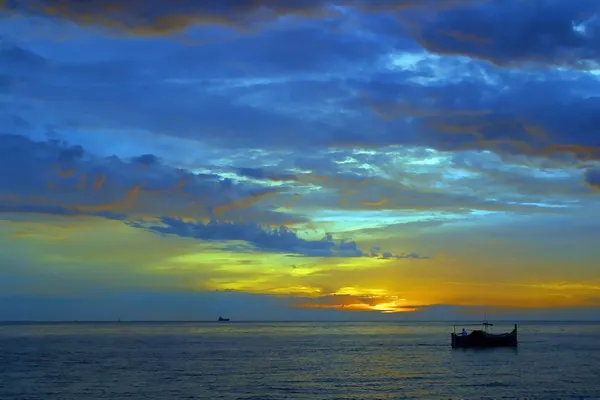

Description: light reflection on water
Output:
[1,321,599,399]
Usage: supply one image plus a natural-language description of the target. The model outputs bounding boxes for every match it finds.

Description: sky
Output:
[1,0,600,321]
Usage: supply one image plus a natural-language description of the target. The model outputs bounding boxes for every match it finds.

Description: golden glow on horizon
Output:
[2,0,600,325]
[296,302,418,313]
[1,214,600,313]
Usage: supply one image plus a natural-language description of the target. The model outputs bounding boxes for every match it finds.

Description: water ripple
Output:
[1,321,600,399]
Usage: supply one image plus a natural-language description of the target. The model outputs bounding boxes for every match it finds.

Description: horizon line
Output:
[2,319,600,324]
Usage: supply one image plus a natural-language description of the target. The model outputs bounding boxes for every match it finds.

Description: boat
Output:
[451,322,517,348]
[217,316,230,322]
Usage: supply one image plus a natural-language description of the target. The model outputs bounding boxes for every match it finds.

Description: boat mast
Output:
[484,310,489,332]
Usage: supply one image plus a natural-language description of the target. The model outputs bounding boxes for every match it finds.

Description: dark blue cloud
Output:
[0,201,128,221]
[0,133,300,224]
[408,0,600,69]
[585,168,600,189]
[127,217,427,259]
[3,40,599,167]
[359,71,600,157]
[165,22,395,78]
[235,167,297,182]
[1,1,600,194]
[5,0,600,72]
[0,44,47,72]
[2,0,600,322]
[0,134,425,257]
[369,246,430,260]
[133,217,363,257]
[132,154,160,166]
[1,0,334,34]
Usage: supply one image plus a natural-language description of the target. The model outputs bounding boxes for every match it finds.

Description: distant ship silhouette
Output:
[217,316,230,322]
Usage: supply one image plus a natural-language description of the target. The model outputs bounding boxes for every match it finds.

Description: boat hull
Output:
[451,326,517,348]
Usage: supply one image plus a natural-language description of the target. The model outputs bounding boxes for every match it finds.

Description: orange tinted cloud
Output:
[369,100,491,120]
[170,177,187,191]
[93,175,105,190]
[76,173,87,190]
[359,198,388,207]
[293,294,420,313]
[213,190,278,217]
[3,0,335,35]
[281,193,302,209]
[72,185,141,212]
[364,94,597,162]
[3,0,485,36]
[535,144,600,161]
[57,168,75,178]
[295,302,418,313]
[145,177,188,196]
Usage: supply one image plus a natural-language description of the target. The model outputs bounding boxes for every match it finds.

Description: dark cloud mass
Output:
[129,217,366,257]
[0,133,291,225]
[128,217,428,258]
[5,0,600,73]
[410,0,600,69]
[4,0,600,73]
[2,28,600,173]
[0,134,411,258]
[585,167,600,190]
[1,0,333,34]
[1,2,599,188]
[1,0,463,34]
[2,0,600,320]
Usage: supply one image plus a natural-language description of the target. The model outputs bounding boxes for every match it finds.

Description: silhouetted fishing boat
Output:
[451,322,518,348]
[217,316,230,322]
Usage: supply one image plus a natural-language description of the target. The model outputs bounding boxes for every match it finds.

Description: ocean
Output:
[1,321,599,399]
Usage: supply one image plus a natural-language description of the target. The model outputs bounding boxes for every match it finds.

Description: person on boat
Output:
[461,328,468,336]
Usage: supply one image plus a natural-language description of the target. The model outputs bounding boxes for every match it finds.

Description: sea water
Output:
[1,321,599,399]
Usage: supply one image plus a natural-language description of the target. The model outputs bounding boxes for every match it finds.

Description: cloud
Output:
[7,0,600,74]
[359,72,600,161]
[389,252,430,260]
[404,0,600,69]
[1,134,425,258]
[293,294,420,313]
[2,35,599,216]
[3,37,600,178]
[3,0,600,325]
[234,167,298,182]
[282,148,596,215]
[0,133,296,224]
[132,154,161,166]
[127,217,426,259]
[2,0,482,36]
[2,0,337,35]
[585,167,600,190]
[6,40,596,214]
[291,280,600,314]
[3,13,600,177]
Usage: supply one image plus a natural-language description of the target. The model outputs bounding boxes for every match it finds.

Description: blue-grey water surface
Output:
[1,321,599,399]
